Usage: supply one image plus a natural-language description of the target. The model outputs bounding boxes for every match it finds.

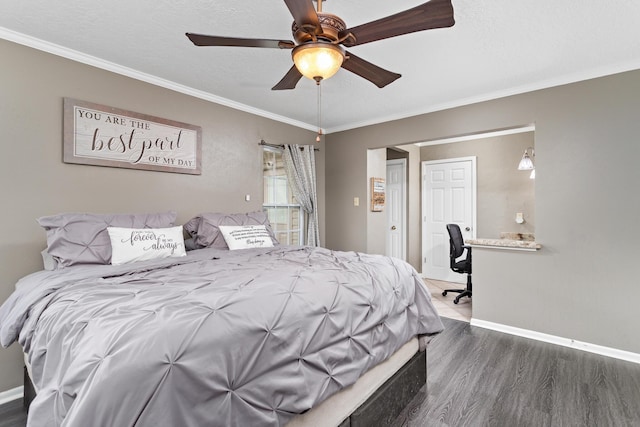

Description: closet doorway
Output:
[386,159,407,261]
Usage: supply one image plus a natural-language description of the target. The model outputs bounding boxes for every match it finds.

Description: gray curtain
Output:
[283,144,320,247]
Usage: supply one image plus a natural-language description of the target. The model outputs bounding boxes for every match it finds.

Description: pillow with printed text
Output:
[183,211,279,249]
[218,225,275,250]
[38,211,177,268]
[107,226,186,265]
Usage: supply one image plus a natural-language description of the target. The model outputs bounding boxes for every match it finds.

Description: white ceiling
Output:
[2,0,640,133]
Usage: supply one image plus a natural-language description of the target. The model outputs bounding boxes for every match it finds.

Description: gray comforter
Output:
[0,246,443,426]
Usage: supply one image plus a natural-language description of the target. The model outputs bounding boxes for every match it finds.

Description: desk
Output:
[466,238,541,252]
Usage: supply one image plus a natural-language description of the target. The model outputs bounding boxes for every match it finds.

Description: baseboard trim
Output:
[0,386,23,406]
[470,318,640,365]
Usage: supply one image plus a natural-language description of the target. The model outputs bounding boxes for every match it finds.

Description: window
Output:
[263,148,303,245]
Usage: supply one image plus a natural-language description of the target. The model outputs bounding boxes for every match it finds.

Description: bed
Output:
[0,211,444,426]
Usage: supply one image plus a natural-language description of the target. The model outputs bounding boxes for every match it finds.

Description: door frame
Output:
[386,158,407,260]
[421,156,477,279]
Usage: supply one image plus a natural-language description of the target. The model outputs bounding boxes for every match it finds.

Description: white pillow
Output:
[218,225,275,250]
[107,226,186,265]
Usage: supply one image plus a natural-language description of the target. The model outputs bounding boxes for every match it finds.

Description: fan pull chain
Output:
[316,78,322,142]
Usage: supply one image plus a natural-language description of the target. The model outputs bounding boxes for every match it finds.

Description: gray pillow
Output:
[183,216,201,238]
[40,249,58,271]
[184,238,200,251]
[184,211,278,249]
[38,212,177,268]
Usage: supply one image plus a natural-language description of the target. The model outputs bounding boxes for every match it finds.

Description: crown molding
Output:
[0,27,317,133]
[3,26,639,136]
[325,58,640,134]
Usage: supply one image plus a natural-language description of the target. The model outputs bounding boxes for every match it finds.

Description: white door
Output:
[422,157,476,282]
[386,159,407,260]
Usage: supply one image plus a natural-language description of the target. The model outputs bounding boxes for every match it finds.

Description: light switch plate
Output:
[354,197,360,207]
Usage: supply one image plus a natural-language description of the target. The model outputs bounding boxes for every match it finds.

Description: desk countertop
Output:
[465,238,542,251]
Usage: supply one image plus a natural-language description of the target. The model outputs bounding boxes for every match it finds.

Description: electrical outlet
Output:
[245,194,251,202]
[354,197,360,207]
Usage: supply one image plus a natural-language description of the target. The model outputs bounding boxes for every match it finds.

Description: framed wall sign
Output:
[63,98,202,175]
[370,177,386,212]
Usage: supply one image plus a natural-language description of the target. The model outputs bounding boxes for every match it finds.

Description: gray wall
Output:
[404,145,422,271]
[386,145,422,270]
[420,132,535,238]
[0,39,322,392]
[325,69,640,355]
[366,146,422,268]
[366,148,387,255]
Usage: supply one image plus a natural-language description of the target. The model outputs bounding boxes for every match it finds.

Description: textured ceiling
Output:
[2,0,640,133]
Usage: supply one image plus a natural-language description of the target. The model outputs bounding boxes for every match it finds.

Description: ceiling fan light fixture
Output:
[292,43,345,81]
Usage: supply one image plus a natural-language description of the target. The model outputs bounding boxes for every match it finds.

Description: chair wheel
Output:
[453,298,460,304]
[442,291,447,296]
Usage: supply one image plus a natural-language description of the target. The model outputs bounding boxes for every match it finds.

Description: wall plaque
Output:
[370,177,386,212]
[63,98,202,175]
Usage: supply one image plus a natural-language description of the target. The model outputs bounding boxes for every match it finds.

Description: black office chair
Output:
[442,223,472,304]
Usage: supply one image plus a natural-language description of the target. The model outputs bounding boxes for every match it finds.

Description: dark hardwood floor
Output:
[2,318,639,426]
[0,398,26,427]
[392,318,640,427]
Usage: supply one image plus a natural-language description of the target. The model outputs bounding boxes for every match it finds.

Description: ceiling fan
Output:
[186,0,455,90]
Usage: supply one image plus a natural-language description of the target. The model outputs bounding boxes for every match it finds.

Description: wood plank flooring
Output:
[2,317,639,426]
[392,318,640,427]
[0,399,26,427]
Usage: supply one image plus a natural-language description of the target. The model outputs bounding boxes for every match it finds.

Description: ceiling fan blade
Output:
[283,0,320,33]
[339,0,455,47]
[341,52,401,88]
[272,65,304,90]
[186,33,295,49]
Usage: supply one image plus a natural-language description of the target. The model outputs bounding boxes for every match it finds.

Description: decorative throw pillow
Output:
[183,216,202,239]
[184,211,278,249]
[38,211,177,268]
[219,225,275,250]
[184,238,200,251]
[107,226,186,265]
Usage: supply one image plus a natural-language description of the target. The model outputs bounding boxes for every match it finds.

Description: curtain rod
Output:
[259,140,319,151]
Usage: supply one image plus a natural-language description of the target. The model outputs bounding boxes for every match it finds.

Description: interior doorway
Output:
[386,159,407,260]
[421,157,477,282]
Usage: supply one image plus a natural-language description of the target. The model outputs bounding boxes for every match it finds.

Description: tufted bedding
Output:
[0,245,443,427]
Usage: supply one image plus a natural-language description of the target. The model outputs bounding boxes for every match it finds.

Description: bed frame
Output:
[342,349,426,427]
[23,344,429,427]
